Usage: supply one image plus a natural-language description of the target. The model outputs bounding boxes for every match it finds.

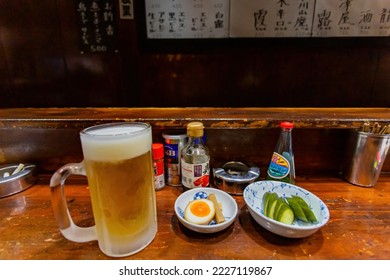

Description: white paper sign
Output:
[145,0,229,39]
[312,0,390,37]
[230,0,316,38]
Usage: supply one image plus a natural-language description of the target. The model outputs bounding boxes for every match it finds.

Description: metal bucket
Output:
[343,130,390,187]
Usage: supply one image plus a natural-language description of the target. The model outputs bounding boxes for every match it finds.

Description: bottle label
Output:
[181,160,210,188]
[267,152,290,179]
[153,159,165,190]
[164,143,181,186]
[164,143,179,163]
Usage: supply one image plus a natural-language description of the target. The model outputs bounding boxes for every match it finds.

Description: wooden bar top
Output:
[1,175,389,260]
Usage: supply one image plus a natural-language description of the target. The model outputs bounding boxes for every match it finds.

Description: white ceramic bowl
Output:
[243,181,330,238]
[174,187,238,234]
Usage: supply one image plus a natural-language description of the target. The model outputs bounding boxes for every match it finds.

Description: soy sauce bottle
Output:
[266,122,296,184]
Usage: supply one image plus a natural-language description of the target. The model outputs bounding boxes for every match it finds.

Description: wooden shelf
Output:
[0,107,389,175]
[0,107,389,129]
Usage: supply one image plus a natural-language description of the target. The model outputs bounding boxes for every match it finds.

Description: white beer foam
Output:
[81,125,151,161]
[88,125,144,136]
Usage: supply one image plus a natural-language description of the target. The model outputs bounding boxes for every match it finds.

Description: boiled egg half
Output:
[184,199,215,225]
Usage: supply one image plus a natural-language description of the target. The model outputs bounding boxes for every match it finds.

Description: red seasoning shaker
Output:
[152,143,165,190]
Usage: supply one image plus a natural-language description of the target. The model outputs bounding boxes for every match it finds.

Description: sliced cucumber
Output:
[262,192,318,225]
[262,192,271,215]
[276,204,294,225]
[291,195,318,223]
[267,195,279,219]
[286,197,308,223]
[264,192,278,217]
[273,197,288,220]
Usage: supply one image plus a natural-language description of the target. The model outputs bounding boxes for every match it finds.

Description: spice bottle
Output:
[181,122,210,189]
[266,121,296,184]
[152,143,165,190]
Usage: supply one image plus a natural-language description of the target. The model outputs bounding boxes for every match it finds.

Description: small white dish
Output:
[174,187,238,234]
[243,181,330,238]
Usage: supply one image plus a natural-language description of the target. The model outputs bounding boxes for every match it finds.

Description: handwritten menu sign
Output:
[75,0,118,53]
[229,0,390,37]
[230,0,315,38]
[145,0,229,39]
[312,0,390,37]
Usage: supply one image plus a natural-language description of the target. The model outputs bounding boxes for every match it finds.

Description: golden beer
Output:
[80,123,157,257]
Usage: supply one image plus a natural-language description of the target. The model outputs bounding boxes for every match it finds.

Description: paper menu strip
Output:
[145,0,390,38]
[230,0,390,38]
[145,0,229,39]
[229,0,316,38]
[312,0,390,37]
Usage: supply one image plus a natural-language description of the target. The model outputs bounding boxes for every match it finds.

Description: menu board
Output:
[145,0,390,38]
[75,0,118,53]
[230,0,316,38]
[230,0,390,37]
[145,0,229,39]
[312,0,390,37]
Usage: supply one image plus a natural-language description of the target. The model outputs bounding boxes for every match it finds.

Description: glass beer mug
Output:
[50,122,157,257]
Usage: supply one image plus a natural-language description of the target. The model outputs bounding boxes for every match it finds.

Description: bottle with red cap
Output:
[152,143,165,190]
[266,121,296,184]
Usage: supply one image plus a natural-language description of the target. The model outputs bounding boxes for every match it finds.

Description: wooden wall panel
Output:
[0,27,11,97]
[136,37,390,107]
[373,47,390,106]
[308,46,378,107]
[0,0,67,106]
[253,48,315,107]
[0,1,389,107]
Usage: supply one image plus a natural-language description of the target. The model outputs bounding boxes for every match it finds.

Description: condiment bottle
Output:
[162,131,187,186]
[266,121,296,184]
[181,122,210,188]
[152,143,165,190]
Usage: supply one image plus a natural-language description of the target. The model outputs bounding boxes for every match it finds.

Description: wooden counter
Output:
[0,107,389,260]
[1,175,389,260]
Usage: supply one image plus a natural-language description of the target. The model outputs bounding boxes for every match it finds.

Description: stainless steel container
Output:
[0,164,38,198]
[343,130,390,187]
[162,131,188,186]
[213,161,260,195]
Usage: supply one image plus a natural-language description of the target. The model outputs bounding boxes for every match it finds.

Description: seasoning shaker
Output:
[152,143,165,190]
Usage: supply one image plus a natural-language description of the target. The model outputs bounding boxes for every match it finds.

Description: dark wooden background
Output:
[1,0,390,108]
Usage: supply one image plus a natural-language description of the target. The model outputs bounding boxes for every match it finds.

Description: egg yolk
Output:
[190,200,211,217]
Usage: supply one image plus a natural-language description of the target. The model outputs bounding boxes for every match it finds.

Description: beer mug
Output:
[50,122,157,257]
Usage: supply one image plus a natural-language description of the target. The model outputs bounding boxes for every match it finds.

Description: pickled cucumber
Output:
[262,191,319,225]
[263,192,294,225]
[291,195,318,222]
[267,196,279,219]
[264,192,278,217]
[286,197,308,223]
[273,197,288,220]
[262,192,271,215]
[276,204,294,225]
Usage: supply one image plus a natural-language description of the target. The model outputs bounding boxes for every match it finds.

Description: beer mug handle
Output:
[50,161,97,242]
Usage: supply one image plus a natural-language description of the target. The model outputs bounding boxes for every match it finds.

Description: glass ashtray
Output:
[0,164,38,198]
